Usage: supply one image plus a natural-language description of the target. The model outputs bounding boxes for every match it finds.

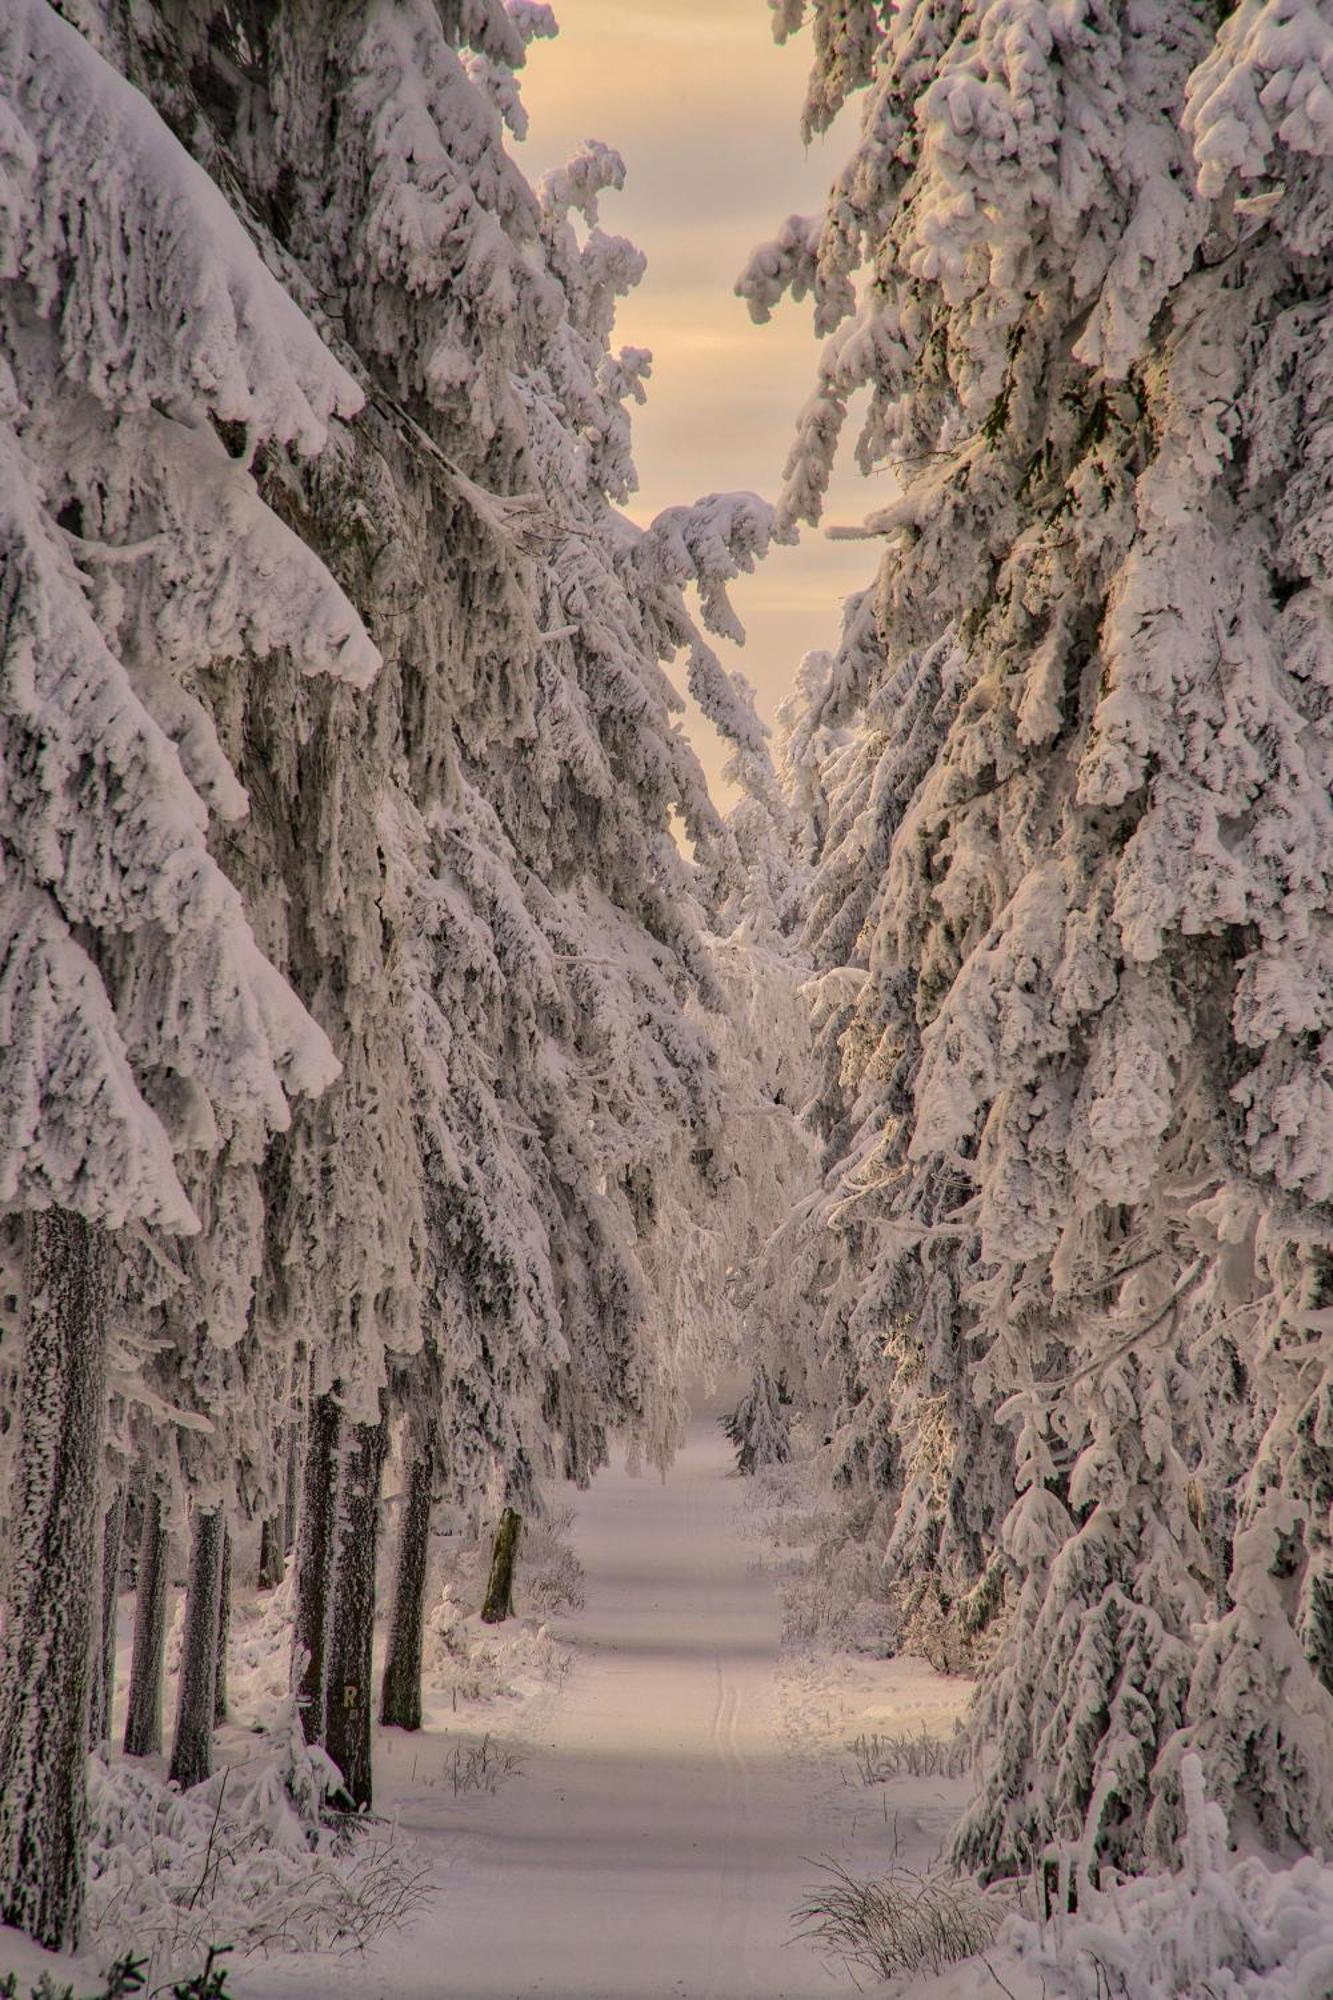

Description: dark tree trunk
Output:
[283,1410,302,1556]
[0,1209,109,1953]
[213,1524,231,1726]
[258,1513,284,1589]
[481,1508,523,1625]
[325,1412,388,1810]
[380,1419,438,1731]
[123,1488,169,1758]
[169,1507,224,1791]
[293,1388,340,1746]
[90,1483,127,1746]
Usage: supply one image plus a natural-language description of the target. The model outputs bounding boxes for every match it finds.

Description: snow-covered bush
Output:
[0,1947,218,2000]
[423,1584,569,1706]
[515,1508,586,1618]
[781,1517,898,1656]
[84,1711,430,1981]
[1012,1755,1333,1999]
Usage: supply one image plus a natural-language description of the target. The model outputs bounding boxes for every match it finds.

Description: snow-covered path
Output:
[247,1417,850,2000]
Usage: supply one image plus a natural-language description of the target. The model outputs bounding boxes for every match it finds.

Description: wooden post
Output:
[258,1514,284,1589]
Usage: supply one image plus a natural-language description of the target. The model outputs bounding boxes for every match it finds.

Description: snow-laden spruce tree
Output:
[192,0,783,1478]
[245,0,786,1540]
[0,0,378,1948]
[698,700,825,1478]
[750,0,1333,1874]
[48,0,792,1826]
[746,612,1016,1669]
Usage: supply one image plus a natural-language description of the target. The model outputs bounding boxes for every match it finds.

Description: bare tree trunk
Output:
[380,1419,438,1731]
[169,1506,224,1791]
[258,1514,284,1589]
[90,1483,127,1746]
[123,1488,169,1758]
[283,1409,302,1557]
[325,1411,388,1810]
[293,1387,340,1745]
[0,1209,109,1952]
[213,1524,231,1726]
[481,1508,522,1625]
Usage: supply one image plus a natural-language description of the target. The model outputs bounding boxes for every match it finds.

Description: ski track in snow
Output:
[241,1416,903,2000]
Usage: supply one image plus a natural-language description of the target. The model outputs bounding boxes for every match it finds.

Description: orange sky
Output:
[515,0,884,800]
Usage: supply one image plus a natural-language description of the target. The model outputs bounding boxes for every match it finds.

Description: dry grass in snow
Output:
[795,1856,1009,1984]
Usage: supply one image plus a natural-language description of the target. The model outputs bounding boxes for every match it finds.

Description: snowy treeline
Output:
[0,0,790,1956]
[747,0,1333,1892]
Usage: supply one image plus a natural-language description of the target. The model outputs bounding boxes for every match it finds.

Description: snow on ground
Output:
[0,1417,995,2000]
[775,1643,976,1878]
[0,1923,103,1996]
[234,1414,971,2000]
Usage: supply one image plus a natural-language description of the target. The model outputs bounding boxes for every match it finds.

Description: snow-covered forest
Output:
[5,1,1333,1996]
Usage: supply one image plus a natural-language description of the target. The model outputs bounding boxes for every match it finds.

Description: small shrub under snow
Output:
[781,1538,898,1655]
[741,1471,901,1657]
[417,1503,580,1705]
[226,1570,300,1720]
[0,1941,237,1999]
[515,1508,586,1618]
[1011,1754,1333,1998]
[85,1704,430,1981]
[424,1585,571,1705]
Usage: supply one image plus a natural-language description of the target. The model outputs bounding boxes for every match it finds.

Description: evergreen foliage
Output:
[756,0,1333,1878]
[0,0,791,1952]
[721,1366,792,1476]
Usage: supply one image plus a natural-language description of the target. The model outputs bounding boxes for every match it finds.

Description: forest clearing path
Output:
[245,1414,855,1999]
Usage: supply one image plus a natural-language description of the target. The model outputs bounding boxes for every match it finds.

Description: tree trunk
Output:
[293,1388,340,1745]
[325,1412,388,1810]
[123,1488,169,1758]
[258,1513,284,1589]
[169,1506,224,1791]
[213,1524,231,1726]
[90,1484,127,1746]
[0,1209,109,1952]
[283,1410,301,1556]
[380,1419,438,1731]
[481,1508,523,1625]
